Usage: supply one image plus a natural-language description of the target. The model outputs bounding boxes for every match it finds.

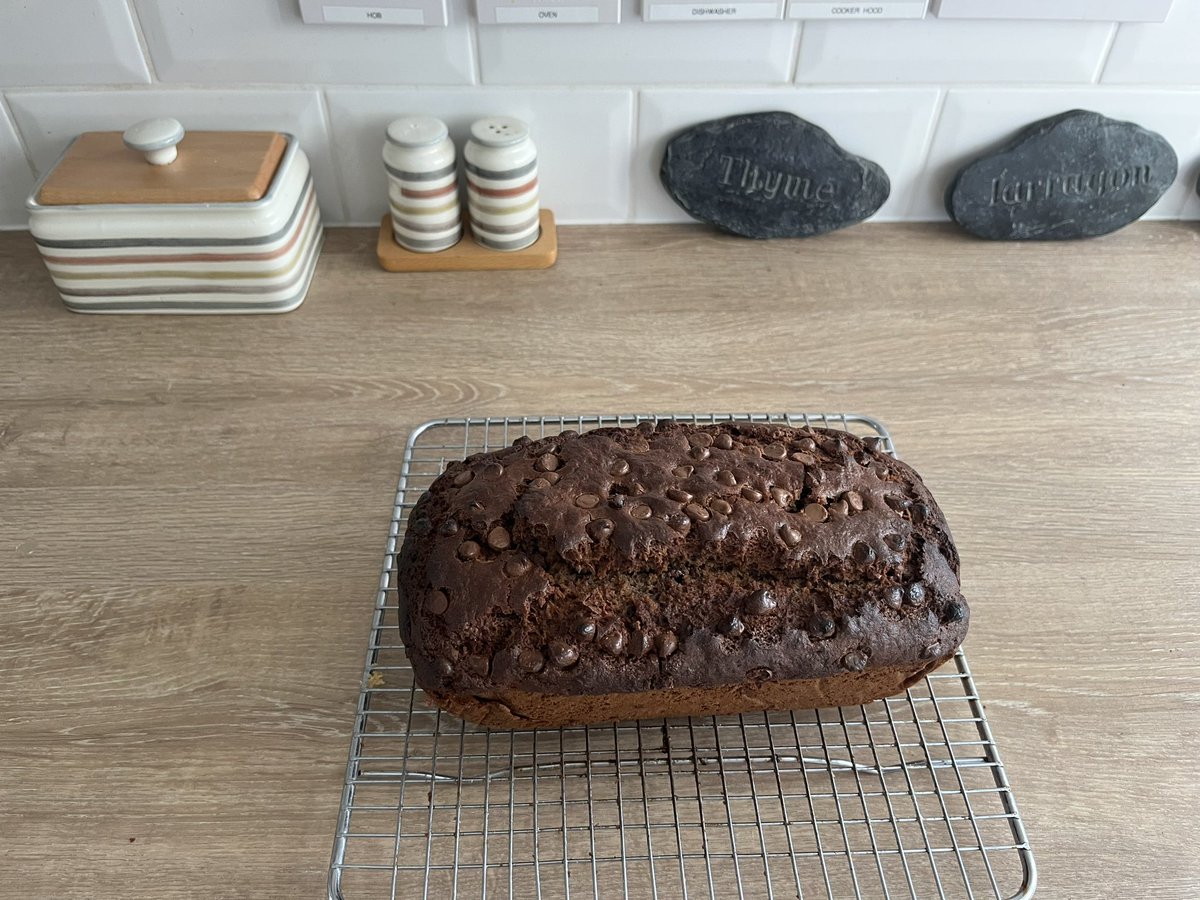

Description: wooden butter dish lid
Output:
[36,118,288,206]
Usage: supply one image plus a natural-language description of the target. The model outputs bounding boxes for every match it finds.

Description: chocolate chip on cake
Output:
[457,540,482,561]
[464,654,490,677]
[535,453,560,472]
[684,502,711,522]
[483,463,504,478]
[629,503,653,520]
[576,620,597,641]
[433,658,454,678]
[504,556,532,577]
[427,589,449,615]
[943,601,966,624]
[920,643,940,660]
[486,526,512,551]
[721,615,746,637]
[844,490,864,512]
[576,493,601,509]
[529,477,552,490]
[453,469,474,486]
[655,631,678,658]
[544,471,561,485]
[741,486,763,502]
[512,435,531,447]
[439,520,459,536]
[769,487,792,507]
[884,533,907,551]
[763,442,787,460]
[673,464,694,478]
[841,650,868,672]
[518,648,545,673]
[905,583,927,606]
[807,615,836,639]
[598,626,625,656]
[802,503,828,523]
[831,499,849,517]
[587,518,615,540]
[689,445,711,461]
[629,630,652,658]
[797,437,817,452]
[851,541,876,564]
[713,433,734,450]
[745,589,777,616]
[666,488,692,503]
[708,498,733,516]
[609,459,630,476]
[886,495,912,513]
[609,495,625,509]
[779,524,802,548]
[715,470,738,487]
[549,641,579,668]
[666,512,692,532]
[883,587,904,609]
[688,432,714,448]
[912,503,929,524]
[863,437,883,452]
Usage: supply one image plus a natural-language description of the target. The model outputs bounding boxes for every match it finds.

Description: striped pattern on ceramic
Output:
[384,117,461,254]
[464,117,541,253]
[28,134,323,314]
[466,162,540,252]
[34,179,321,313]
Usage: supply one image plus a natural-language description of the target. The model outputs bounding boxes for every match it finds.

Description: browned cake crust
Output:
[397,421,968,729]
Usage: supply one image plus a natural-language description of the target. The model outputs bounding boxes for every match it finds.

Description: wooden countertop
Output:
[2,223,1198,899]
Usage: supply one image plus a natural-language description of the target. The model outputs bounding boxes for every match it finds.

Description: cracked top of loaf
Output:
[397,421,968,700]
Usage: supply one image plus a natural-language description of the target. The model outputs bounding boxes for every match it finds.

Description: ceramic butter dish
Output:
[27,118,323,314]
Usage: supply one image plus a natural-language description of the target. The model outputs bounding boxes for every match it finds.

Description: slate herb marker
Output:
[945,109,1177,241]
[660,111,890,240]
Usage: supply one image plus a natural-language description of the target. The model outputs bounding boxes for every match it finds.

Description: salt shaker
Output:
[464,117,540,252]
[383,116,461,253]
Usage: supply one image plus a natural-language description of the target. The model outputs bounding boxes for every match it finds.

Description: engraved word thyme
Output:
[718,154,837,204]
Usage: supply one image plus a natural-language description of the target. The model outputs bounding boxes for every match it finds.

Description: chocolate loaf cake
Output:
[397,421,967,729]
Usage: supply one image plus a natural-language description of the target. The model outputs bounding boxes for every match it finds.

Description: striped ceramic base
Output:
[387,160,462,253]
[466,157,540,252]
[35,178,322,314]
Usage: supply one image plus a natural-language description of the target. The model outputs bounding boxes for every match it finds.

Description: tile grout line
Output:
[123,0,161,83]
[317,90,352,225]
[0,92,40,179]
[788,21,805,84]
[467,11,484,86]
[905,87,949,220]
[1092,23,1121,84]
[627,89,641,223]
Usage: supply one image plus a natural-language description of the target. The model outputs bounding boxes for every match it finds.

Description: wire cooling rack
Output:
[329,413,1035,900]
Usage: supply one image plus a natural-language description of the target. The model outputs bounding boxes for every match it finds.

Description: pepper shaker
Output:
[464,117,540,252]
[383,116,461,253]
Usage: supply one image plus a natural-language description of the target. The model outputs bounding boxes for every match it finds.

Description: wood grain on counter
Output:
[1,223,1198,899]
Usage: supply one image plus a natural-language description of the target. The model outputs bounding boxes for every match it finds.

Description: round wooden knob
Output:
[122,117,185,166]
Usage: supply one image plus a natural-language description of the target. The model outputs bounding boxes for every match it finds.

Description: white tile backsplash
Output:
[0,2,1198,229]
[477,0,798,84]
[915,89,1200,220]
[0,0,149,86]
[635,89,941,223]
[0,102,35,228]
[327,88,634,224]
[795,18,1114,83]
[6,89,345,222]
[132,0,475,85]
[1103,0,1200,84]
